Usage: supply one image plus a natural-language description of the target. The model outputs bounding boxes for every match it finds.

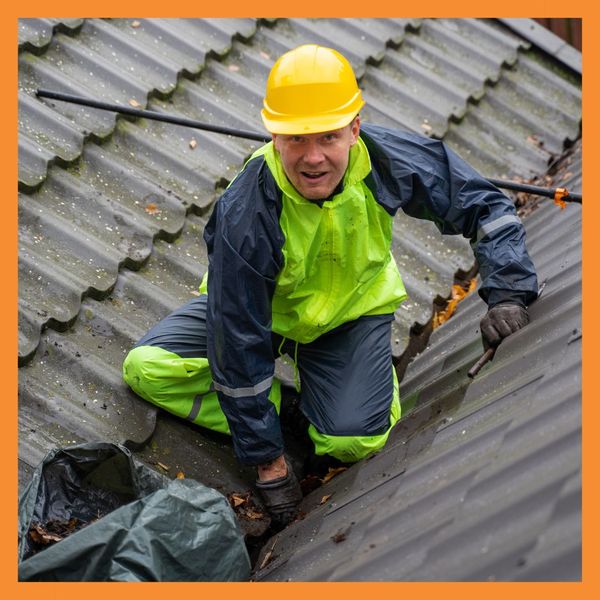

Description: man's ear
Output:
[272,133,279,151]
[350,115,361,145]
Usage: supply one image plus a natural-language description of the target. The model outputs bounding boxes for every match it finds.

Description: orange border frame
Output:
[4,3,594,599]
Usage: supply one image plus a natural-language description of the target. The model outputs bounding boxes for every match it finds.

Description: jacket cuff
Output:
[486,288,530,309]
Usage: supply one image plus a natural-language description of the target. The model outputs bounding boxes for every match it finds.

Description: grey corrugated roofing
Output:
[18,19,84,51]
[17,18,581,365]
[18,18,581,568]
[255,142,582,581]
[498,18,582,74]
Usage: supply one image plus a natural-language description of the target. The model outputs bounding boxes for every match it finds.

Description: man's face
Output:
[272,117,361,201]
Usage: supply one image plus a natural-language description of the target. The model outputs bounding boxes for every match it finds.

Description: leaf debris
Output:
[227,491,266,521]
[432,278,477,329]
[259,539,277,569]
[144,202,161,215]
[321,467,347,484]
[230,493,247,507]
[331,527,350,543]
[28,517,99,553]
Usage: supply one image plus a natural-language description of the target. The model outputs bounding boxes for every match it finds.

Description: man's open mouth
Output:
[301,172,327,180]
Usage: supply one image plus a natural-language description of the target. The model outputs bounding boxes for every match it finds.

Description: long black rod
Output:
[36,88,582,203]
[487,178,581,203]
[36,88,269,143]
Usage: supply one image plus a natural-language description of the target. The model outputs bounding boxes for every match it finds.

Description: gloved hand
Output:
[255,464,303,530]
[480,302,529,349]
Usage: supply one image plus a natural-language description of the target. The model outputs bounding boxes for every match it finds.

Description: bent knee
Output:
[307,425,390,463]
[307,392,401,463]
[122,346,154,397]
[122,344,213,402]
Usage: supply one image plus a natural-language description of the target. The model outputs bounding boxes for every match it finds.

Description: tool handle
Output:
[467,347,496,379]
[36,88,269,142]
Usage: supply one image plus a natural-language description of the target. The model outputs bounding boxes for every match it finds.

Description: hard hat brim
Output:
[261,99,365,136]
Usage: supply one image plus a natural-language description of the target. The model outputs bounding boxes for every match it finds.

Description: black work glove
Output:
[255,466,303,530]
[480,302,529,350]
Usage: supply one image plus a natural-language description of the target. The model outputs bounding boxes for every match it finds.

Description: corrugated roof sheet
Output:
[18,19,581,570]
[255,142,582,581]
[498,18,582,74]
[18,19,84,52]
[18,18,581,365]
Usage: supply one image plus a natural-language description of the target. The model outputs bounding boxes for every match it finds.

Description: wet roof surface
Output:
[17,18,581,579]
[254,142,582,581]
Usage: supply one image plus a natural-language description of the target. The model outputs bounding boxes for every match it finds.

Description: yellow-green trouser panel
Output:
[123,345,281,435]
[122,296,400,463]
[308,369,401,463]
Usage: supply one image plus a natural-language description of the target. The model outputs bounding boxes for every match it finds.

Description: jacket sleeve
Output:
[362,125,538,307]
[203,157,285,465]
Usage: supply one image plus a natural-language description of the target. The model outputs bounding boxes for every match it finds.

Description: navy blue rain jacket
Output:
[204,124,538,465]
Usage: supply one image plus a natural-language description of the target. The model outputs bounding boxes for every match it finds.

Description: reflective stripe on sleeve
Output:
[213,376,273,398]
[477,215,521,242]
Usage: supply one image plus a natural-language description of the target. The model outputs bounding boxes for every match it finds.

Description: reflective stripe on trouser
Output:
[122,345,282,434]
[307,367,400,463]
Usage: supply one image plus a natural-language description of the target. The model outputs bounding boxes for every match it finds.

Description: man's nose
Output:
[303,141,325,164]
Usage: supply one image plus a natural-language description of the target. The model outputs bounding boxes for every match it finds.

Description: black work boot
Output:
[255,462,303,531]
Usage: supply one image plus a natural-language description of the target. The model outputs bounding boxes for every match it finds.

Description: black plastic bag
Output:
[18,442,251,581]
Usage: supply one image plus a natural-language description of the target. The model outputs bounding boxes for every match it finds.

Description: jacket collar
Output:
[258,136,372,205]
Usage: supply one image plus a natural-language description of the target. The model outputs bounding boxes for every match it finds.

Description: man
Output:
[123,44,537,528]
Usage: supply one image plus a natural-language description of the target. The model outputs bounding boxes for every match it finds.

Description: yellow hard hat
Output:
[261,44,365,135]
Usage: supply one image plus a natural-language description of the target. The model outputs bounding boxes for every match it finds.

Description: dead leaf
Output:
[228,64,240,72]
[144,202,161,215]
[230,493,248,507]
[331,528,349,543]
[321,467,347,484]
[259,539,277,569]
[227,491,266,521]
[432,279,477,329]
[526,134,544,148]
[189,139,197,150]
[128,98,142,108]
[243,507,264,520]
[29,523,62,545]
[131,20,141,28]
[176,471,185,479]
[320,494,332,505]
[29,518,85,548]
